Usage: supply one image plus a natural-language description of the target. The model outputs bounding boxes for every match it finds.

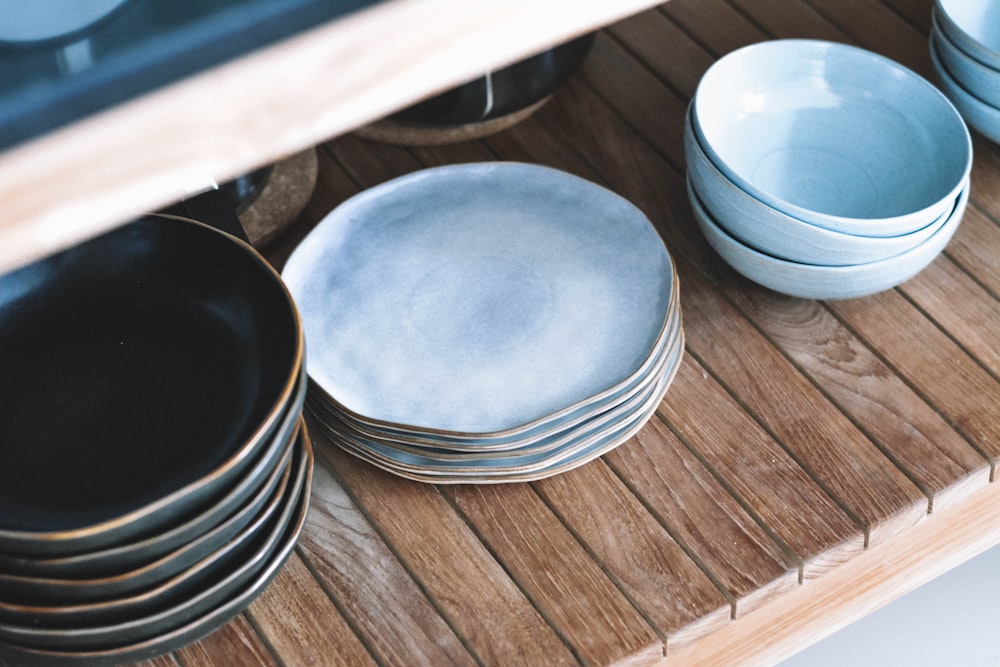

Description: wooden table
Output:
[7,0,1000,665]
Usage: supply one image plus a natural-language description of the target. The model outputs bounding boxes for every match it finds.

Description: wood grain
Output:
[316,437,580,666]
[655,354,865,577]
[946,206,1000,295]
[173,616,278,667]
[530,458,734,649]
[665,475,1000,667]
[297,463,477,667]
[724,286,990,511]
[445,482,664,666]
[603,418,799,620]
[247,552,377,667]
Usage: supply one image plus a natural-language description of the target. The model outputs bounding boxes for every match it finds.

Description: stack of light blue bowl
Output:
[685,39,972,300]
[930,0,1000,144]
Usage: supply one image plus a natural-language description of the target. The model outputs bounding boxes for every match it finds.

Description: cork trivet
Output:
[354,96,551,146]
[239,148,319,248]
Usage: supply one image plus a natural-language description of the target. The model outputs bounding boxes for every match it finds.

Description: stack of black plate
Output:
[0,215,311,665]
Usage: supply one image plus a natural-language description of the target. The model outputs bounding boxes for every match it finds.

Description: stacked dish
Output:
[0,215,311,665]
[283,162,682,484]
[686,39,972,300]
[930,0,1000,144]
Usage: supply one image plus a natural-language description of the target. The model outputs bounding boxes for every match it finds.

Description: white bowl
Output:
[932,12,1000,109]
[693,39,971,237]
[687,175,969,300]
[935,0,1000,71]
[683,105,949,267]
[930,32,1000,145]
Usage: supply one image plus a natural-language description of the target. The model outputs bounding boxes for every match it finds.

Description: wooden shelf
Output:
[5,0,1000,665]
[0,0,662,275]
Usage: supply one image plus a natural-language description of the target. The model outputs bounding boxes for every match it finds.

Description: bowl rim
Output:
[683,104,951,267]
[687,173,970,300]
[692,38,972,236]
[0,214,304,553]
[935,0,1000,70]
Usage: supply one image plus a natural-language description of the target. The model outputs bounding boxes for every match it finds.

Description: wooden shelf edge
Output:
[0,0,663,276]
[661,478,1000,666]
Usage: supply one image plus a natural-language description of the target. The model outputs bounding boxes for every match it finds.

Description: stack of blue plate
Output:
[284,162,683,483]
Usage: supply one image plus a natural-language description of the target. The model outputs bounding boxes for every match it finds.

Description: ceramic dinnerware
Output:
[692,39,971,236]
[930,29,1000,145]
[935,0,1000,70]
[933,12,1000,108]
[0,421,312,653]
[284,162,674,437]
[683,104,950,266]
[0,214,303,558]
[688,176,969,300]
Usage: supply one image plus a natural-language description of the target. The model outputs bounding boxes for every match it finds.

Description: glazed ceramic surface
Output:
[683,105,949,266]
[933,12,1000,108]
[0,425,311,652]
[0,370,305,581]
[936,0,1000,70]
[0,215,302,557]
[283,162,674,435]
[931,31,1000,144]
[688,176,969,300]
[693,39,971,236]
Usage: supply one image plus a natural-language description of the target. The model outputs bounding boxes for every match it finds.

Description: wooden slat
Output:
[802,0,931,68]
[172,616,278,667]
[967,146,1000,220]
[246,552,378,667]
[724,0,848,42]
[946,206,1000,295]
[627,0,993,506]
[658,0,759,56]
[826,291,1000,469]
[602,418,799,620]
[315,437,581,666]
[444,483,664,666]
[531,458,736,651]
[720,285,991,511]
[655,353,865,576]
[297,464,477,666]
[879,0,933,33]
[900,257,1000,378]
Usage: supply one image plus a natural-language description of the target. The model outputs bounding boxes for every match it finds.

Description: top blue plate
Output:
[283,162,674,435]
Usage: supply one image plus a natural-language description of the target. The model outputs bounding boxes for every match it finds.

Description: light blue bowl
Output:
[930,32,1000,145]
[693,39,971,237]
[687,175,969,301]
[932,12,1000,109]
[683,104,949,267]
[935,0,1000,71]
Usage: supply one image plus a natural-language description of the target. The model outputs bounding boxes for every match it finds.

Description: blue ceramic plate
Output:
[284,162,674,436]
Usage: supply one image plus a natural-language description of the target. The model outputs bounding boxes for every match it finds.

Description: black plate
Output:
[0,368,305,580]
[0,419,312,651]
[0,214,302,556]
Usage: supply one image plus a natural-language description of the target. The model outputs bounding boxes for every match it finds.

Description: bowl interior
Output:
[694,39,970,227]
[0,216,300,534]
